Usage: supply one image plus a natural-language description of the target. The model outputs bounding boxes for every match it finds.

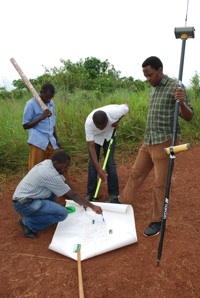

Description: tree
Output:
[190,72,200,98]
[9,57,148,96]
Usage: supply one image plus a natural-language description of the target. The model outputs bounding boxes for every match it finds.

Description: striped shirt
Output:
[13,160,70,199]
[144,75,192,145]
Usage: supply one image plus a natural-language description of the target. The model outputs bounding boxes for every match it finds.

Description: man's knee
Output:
[58,207,68,222]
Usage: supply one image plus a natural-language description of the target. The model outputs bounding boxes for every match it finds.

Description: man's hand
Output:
[98,168,107,182]
[56,139,62,148]
[174,86,193,121]
[174,87,185,105]
[111,121,119,129]
[91,205,102,214]
[41,109,52,119]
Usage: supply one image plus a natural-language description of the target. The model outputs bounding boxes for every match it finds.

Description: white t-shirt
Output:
[85,104,129,146]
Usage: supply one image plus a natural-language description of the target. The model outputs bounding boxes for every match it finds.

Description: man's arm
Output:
[53,126,61,147]
[63,189,102,214]
[23,109,52,129]
[109,104,129,125]
[88,141,107,182]
[175,87,193,121]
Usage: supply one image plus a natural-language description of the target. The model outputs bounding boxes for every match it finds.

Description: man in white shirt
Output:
[85,104,129,203]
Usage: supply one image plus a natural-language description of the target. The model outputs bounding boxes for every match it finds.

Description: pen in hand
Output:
[101,213,105,222]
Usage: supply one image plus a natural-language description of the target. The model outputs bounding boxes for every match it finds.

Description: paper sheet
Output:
[49,201,137,261]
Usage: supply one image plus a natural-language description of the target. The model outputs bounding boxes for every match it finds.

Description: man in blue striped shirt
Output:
[12,150,102,239]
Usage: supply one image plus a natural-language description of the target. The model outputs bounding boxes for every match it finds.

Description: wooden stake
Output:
[77,248,84,298]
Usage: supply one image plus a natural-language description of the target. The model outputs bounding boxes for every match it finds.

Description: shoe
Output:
[18,218,38,239]
[144,221,161,237]
[108,195,121,204]
[85,194,95,202]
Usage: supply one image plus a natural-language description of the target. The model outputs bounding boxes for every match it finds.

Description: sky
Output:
[0,0,199,90]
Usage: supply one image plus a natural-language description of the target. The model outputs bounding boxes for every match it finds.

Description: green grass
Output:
[0,88,200,176]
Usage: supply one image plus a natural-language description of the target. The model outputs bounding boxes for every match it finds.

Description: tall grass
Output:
[0,88,199,175]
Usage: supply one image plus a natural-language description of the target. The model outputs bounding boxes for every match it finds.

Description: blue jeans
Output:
[13,193,68,233]
[87,137,119,197]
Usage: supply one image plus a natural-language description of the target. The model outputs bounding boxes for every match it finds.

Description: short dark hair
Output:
[93,110,108,126]
[40,83,55,95]
[52,150,70,163]
[142,56,163,70]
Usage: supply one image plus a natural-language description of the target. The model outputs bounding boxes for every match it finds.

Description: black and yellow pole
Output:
[93,128,116,200]
[157,26,195,265]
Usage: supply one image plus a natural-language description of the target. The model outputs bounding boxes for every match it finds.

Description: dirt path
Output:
[0,145,200,297]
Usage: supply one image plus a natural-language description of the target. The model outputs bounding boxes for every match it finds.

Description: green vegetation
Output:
[0,57,200,174]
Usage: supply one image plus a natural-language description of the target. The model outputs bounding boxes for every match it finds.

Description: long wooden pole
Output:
[10,58,47,111]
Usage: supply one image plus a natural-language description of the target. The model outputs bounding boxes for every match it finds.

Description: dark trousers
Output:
[87,137,119,197]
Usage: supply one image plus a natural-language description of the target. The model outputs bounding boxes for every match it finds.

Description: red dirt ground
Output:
[0,145,200,298]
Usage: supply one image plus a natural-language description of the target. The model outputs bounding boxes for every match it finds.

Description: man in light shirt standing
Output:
[85,104,129,203]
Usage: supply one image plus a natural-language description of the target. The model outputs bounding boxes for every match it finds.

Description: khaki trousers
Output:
[28,143,69,181]
[120,139,180,222]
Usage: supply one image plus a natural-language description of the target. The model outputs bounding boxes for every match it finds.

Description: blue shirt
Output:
[23,98,58,150]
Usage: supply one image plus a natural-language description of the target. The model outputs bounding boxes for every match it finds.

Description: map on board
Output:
[49,201,137,261]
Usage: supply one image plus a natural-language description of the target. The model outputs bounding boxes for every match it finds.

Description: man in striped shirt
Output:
[119,56,193,237]
[12,150,102,239]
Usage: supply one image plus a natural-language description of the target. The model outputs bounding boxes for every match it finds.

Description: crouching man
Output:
[12,150,102,239]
